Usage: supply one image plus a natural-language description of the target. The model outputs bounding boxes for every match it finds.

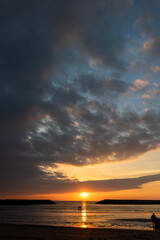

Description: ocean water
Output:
[0,201,160,230]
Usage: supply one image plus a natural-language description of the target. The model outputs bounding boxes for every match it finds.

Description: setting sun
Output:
[81,192,87,197]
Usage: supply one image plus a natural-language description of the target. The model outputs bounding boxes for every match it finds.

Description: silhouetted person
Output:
[151,213,160,230]
[78,206,82,211]
[151,213,156,221]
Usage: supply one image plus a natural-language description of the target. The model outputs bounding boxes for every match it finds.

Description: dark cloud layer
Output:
[1,0,160,196]
[2,172,160,195]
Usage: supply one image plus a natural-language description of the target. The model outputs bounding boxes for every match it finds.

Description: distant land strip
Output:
[96,199,160,205]
[0,200,56,205]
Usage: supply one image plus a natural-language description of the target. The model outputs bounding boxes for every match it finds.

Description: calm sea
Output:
[0,201,160,230]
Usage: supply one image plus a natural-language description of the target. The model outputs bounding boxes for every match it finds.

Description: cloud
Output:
[1,172,160,195]
[148,65,160,73]
[142,89,159,99]
[135,1,160,61]
[130,79,149,91]
[1,0,160,196]
[142,37,160,59]
[73,74,131,97]
[134,79,149,88]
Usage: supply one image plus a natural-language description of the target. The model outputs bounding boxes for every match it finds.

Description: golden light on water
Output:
[81,202,87,228]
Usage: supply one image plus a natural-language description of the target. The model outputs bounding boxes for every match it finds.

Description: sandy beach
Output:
[0,224,160,240]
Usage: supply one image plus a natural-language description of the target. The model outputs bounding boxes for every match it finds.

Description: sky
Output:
[1,0,160,201]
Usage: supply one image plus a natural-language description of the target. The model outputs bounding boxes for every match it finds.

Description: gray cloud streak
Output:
[1,173,160,196]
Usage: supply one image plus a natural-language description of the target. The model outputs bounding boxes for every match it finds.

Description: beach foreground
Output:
[0,224,160,240]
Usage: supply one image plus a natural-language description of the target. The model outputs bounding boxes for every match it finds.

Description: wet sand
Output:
[0,224,160,240]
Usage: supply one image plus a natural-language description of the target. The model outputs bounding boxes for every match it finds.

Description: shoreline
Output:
[0,223,160,240]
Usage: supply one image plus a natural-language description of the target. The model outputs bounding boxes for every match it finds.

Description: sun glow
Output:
[81,192,87,197]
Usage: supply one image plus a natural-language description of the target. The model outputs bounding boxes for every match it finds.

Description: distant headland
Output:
[96,199,160,205]
[0,200,56,205]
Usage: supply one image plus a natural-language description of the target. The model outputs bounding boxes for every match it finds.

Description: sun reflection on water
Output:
[81,202,87,228]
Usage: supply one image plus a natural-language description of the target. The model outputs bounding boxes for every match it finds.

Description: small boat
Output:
[151,213,160,230]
